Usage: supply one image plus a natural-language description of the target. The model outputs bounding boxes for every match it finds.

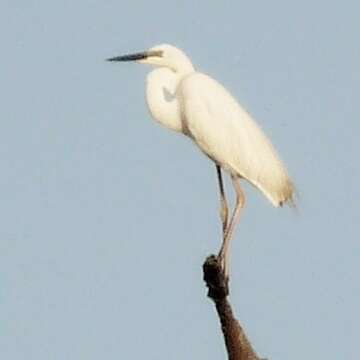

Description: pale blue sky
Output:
[1,1,359,359]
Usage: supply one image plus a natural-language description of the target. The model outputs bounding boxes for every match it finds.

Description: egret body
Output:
[108,44,294,276]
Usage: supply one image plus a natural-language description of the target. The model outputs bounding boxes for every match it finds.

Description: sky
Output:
[1,1,359,359]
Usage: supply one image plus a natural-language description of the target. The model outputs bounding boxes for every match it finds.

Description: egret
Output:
[107,44,294,277]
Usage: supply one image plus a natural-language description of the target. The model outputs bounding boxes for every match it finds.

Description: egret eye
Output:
[149,50,163,58]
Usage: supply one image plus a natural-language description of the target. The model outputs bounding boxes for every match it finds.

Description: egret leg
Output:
[218,175,246,278]
[216,165,229,235]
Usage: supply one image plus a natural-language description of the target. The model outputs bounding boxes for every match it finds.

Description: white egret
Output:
[107,44,294,277]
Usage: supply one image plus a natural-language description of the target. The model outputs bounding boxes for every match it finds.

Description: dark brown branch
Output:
[203,255,262,360]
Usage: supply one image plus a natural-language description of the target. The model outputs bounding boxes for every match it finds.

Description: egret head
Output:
[107,44,194,74]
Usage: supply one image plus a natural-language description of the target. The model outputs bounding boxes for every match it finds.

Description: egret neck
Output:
[106,44,195,133]
[145,49,194,133]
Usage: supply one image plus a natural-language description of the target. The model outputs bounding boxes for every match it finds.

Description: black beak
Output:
[106,52,149,62]
[106,50,163,62]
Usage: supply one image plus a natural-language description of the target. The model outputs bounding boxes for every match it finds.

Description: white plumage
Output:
[179,72,294,207]
[108,44,294,276]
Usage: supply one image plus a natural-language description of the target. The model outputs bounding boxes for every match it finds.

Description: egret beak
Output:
[106,50,163,62]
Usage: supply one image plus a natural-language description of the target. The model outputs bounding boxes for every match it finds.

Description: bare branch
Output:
[203,255,263,360]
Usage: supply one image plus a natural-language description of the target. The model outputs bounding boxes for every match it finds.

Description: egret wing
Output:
[178,73,294,206]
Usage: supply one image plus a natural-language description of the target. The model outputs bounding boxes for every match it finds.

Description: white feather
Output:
[178,73,294,206]
[138,44,294,207]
